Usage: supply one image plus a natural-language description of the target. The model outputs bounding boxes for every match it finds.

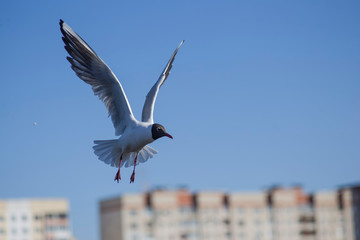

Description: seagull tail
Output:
[93,140,158,168]
[93,139,117,166]
[121,145,158,168]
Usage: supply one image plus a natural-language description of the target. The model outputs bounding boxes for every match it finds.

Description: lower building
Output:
[0,199,75,240]
[99,184,360,240]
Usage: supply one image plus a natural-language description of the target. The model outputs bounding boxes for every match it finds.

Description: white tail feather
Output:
[93,140,157,168]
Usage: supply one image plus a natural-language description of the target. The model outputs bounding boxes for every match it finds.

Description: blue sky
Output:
[1,1,359,240]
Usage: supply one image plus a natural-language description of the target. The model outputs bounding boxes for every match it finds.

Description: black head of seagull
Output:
[151,123,173,140]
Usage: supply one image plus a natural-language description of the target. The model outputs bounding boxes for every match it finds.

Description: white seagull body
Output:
[60,19,183,183]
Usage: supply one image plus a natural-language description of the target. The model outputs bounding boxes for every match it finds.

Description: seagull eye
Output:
[157,127,161,131]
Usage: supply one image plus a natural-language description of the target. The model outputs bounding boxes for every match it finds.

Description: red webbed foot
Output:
[130,172,135,183]
[114,169,121,183]
[114,155,123,183]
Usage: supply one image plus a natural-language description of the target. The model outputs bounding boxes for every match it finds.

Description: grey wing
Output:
[60,20,137,135]
[141,40,184,123]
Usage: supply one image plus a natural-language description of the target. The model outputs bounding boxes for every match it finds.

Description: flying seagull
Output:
[59,19,183,183]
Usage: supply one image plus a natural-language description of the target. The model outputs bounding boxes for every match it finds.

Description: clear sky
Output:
[1,1,359,240]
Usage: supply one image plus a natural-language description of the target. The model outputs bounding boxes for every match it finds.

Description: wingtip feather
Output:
[178,40,185,48]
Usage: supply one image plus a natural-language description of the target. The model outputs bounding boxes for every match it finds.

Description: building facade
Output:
[0,199,74,240]
[99,185,360,240]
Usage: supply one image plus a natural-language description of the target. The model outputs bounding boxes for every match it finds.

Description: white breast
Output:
[116,122,154,154]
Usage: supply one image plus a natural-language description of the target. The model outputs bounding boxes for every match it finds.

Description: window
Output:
[59,225,68,230]
[129,210,137,216]
[239,232,246,239]
[238,220,245,226]
[255,232,262,239]
[130,223,137,229]
[179,207,194,215]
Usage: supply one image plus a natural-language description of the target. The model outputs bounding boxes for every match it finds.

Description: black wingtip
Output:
[59,20,67,37]
[177,40,185,49]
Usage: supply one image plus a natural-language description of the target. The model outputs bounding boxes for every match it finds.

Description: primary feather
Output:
[60,20,136,136]
[142,40,184,123]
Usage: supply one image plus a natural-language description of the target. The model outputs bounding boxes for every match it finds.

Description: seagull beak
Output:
[165,133,173,139]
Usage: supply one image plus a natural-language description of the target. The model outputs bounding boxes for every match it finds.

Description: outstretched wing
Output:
[60,20,137,135]
[141,41,184,123]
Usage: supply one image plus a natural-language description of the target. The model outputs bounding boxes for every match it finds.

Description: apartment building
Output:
[314,191,343,240]
[99,184,360,240]
[0,199,74,240]
[228,192,272,240]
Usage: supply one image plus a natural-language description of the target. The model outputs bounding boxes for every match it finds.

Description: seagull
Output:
[59,19,183,183]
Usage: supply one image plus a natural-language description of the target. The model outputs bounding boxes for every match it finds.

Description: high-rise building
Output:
[99,184,360,240]
[268,186,315,240]
[0,198,75,240]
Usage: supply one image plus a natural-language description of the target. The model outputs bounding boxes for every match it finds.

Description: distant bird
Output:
[59,19,183,183]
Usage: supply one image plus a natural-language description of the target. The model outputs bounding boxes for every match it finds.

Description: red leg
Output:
[130,154,138,183]
[114,154,123,183]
